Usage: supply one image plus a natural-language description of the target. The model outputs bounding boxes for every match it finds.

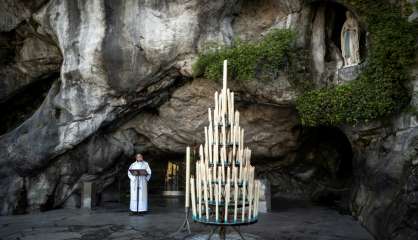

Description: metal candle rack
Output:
[183,60,261,240]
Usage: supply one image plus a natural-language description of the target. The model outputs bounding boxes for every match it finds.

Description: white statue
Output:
[341,11,360,67]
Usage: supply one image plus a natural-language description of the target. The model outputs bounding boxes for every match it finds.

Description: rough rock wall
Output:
[0,0,242,215]
[0,0,417,239]
[343,77,418,240]
[120,78,300,157]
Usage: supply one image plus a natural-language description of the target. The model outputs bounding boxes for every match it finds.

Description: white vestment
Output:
[128,161,151,212]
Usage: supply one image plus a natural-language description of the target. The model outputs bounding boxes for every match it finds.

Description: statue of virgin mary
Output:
[341,11,360,67]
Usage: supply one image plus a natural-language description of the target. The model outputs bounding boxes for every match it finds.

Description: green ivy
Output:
[297,0,417,126]
[192,29,296,81]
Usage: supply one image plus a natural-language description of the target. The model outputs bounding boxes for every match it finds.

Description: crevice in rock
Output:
[13,177,28,215]
[103,73,192,132]
[0,73,58,135]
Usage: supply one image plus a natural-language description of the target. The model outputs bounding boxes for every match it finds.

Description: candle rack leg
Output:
[232,226,247,240]
[219,226,226,240]
[173,208,191,235]
[207,226,218,240]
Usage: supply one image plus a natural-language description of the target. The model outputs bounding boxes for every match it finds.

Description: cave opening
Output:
[300,126,353,209]
[270,126,353,212]
[98,151,186,210]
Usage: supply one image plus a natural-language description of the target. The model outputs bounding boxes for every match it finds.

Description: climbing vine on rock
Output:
[192,29,296,82]
[296,0,417,126]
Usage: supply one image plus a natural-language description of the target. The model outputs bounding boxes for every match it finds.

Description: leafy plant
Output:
[192,29,296,82]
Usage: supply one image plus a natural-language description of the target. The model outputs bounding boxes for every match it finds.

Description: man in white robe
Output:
[128,153,151,214]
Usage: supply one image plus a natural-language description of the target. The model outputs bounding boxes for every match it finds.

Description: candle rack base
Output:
[188,231,261,240]
[194,217,257,240]
[207,226,247,240]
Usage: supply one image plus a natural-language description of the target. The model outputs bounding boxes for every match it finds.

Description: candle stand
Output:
[182,60,261,240]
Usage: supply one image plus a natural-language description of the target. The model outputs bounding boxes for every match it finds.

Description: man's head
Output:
[135,153,143,162]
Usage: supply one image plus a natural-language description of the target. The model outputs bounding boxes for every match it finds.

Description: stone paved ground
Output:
[0,197,373,240]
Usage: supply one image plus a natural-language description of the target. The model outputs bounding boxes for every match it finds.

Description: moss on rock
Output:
[192,29,296,82]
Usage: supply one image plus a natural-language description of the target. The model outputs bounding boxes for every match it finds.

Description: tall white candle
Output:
[242,149,246,168]
[209,124,213,143]
[203,165,209,220]
[222,118,226,146]
[234,172,238,222]
[237,127,241,153]
[197,162,202,219]
[204,143,209,167]
[215,184,219,222]
[214,92,219,125]
[218,93,222,123]
[214,125,219,145]
[245,163,249,183]
[208,108,212,125]
[204,127,208,147]
[214,142,218,164]
[233,166,237,185]
[191,177,196,217]
[227,166,231,184]
[218,166,222,185]
[220,94,224,122]
[241,129,244,151]
[205,154,210,182]
[217,172,222,222]
[227,88,231,124]
[223,60,227,89]
[185,147,190,208]
[232,125,236,152]
[248,172,253,221]
[219,92,223,122]
[240,148,245,165]
[221,148,225,182]
[228,90,231,124]
[201,162,205,219]
[213,157,217,183]
[209,137,213,165]
[224,146,228,165]
[231,92,234,124]
[239,155,243,182]
[223,94,227,120]
[199,145,204,162]
[252,180,256,219]
[209,170,213,201]
[229,121,233,145]
[218,174,222,215]
[241,180,246,222]
[225,182,230,223]
[213,153,218,181]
